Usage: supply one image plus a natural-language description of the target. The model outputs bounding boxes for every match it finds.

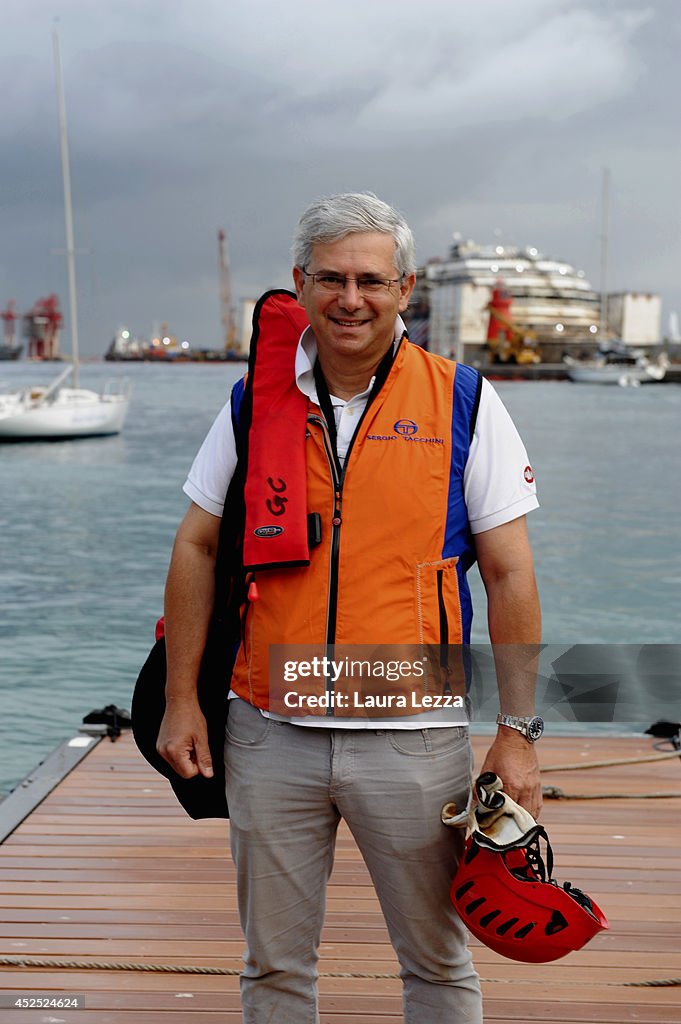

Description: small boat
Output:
[0,365,130,440]
[0,31,130,442]
[563,343,669,385]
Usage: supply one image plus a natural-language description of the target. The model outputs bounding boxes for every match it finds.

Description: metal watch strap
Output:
[496,713,544,742]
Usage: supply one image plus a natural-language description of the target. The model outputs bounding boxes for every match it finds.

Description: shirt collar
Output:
[295,315,407,405]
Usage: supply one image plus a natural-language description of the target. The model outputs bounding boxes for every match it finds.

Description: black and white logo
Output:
[254,526,284,538]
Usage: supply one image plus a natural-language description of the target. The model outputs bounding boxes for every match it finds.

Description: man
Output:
[157,193,542,1023]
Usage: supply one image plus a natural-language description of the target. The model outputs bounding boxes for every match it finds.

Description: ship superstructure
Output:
[417,239,601,360]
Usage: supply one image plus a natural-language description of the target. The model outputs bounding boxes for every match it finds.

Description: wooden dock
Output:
[0,730,679,1022]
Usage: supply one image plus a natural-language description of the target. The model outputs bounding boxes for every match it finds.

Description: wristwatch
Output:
[496,713,544,743]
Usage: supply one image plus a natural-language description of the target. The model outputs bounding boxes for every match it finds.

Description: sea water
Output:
[0,360,679,796]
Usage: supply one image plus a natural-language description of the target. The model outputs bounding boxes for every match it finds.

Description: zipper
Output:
[436,569,451,693]
[308,414,342,712]
[307,355,392,711]
[307,344,395,652]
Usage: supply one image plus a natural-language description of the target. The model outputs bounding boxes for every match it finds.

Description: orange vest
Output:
[230,337,481,713]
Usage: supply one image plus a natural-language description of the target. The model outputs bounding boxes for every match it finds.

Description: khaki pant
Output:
[225,697,482,1024]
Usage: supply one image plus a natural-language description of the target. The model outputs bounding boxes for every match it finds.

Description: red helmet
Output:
[451,824,609,962]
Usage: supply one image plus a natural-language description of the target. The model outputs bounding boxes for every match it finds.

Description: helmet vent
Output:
[455,880,475,901]
[479,910,501,929]
[546,910,569,935]
[514,922,536,939]
[496,916,520,936]
[465,897,486,915]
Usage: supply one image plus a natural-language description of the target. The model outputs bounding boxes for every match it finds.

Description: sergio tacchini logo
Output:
[366,419,445,445]
[393,418,419,436]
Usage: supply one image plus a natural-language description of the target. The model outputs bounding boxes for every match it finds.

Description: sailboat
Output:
[563,169,668,386]
[563,343,669,385]
[0,31,130,441]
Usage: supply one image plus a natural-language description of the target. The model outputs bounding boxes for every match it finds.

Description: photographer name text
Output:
[282,691,464,710]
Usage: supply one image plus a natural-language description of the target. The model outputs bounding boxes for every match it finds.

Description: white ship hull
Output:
[0,386,129,440]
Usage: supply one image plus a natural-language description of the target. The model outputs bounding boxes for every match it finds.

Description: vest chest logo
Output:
[394,418,418,436]
[364,418,445,446]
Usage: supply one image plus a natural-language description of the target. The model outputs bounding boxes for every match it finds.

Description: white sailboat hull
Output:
[566,364,654,384]
[0,387,129,440]
[564,352,669,385]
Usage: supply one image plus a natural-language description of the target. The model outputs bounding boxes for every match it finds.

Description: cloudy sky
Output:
[2,0,679,354]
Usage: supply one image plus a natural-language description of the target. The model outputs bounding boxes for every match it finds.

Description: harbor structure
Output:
[410,237,661,362]
[606,292,662,345]
[0,295,65,361]
[23,295,63,360]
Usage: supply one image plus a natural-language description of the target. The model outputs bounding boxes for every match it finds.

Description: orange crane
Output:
[486,282,540,365]
[218,229,237,353]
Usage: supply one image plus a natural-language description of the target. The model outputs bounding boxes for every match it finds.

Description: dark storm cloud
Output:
[1,0,678,353]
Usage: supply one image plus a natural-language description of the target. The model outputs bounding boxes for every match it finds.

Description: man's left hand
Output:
[479,728,542,820]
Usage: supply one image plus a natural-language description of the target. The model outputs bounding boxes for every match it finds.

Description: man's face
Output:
[292,232,415,366]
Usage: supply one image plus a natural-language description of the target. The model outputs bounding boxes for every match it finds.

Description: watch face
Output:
[527,716,544,742]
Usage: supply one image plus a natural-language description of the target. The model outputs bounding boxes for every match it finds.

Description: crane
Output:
[218,229,237,353]
[485,282,540,365]
[23,295,63,360]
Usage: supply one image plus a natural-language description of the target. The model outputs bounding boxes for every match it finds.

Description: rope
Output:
[539,747,681,798]
[620,978,681,988]
[543,785,681,800]
[0,956,239,975]
[541,749,681,772]
[0,956,679,987]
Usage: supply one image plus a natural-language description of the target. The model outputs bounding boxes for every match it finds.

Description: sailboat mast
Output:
[599,166,610,343]
[53,29,80,388]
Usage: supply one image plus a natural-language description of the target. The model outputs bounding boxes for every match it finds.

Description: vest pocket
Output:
[416,557,462,646]
[416,557,465,700]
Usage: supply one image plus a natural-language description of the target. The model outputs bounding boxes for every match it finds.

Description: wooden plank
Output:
[0,731,679,1024]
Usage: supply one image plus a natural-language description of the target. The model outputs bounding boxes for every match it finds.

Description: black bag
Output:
[131,628,233,819]
[131,399,250,819]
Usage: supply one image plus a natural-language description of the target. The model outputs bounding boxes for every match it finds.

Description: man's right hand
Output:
[156,698,214,779]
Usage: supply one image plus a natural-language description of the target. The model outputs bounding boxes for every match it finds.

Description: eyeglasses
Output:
[301,269,403,295]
